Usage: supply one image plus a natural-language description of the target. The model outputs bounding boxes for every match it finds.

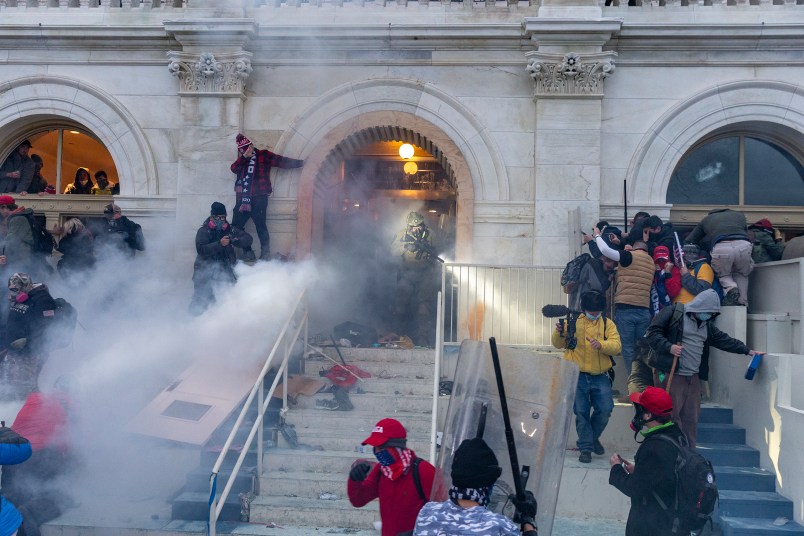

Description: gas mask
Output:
[630,404,650,433]
[8,288,28,304]
[208,218,229,232]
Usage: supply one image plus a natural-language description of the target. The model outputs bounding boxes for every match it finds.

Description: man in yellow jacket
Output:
[553,290,622,463]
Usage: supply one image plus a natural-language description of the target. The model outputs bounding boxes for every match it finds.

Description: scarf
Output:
[236,153,256,213]
[448,485,492,507]
[379,447,415,481]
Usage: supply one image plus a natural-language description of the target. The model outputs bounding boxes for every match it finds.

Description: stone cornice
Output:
[523,18,622,52]
[164,18,256,52]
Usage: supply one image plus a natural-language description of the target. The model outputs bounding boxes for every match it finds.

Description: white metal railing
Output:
[429,290,443,464]
[441,263,566,348]
[208,288,308,536]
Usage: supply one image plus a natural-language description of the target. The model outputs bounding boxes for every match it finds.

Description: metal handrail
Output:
[208,288,308,536]
[429,290,443,464]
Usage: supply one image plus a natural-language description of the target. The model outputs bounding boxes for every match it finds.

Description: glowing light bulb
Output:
[399,143,414,160]
[403,161,418,175]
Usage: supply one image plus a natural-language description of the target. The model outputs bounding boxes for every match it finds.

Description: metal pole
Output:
[430,291,443,465]
[623,179,629,234]
[257,376,264,478]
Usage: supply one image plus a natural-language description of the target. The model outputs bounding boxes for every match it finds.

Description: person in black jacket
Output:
[95,203,145,258]
[609,387,683,536]
[2,272,57,399]
[645,289,760,446]
[189,202,253,316]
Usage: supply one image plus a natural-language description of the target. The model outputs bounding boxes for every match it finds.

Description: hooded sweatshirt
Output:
[677,290,720,375]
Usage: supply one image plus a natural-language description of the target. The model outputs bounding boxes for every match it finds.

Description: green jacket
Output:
[750,229,784,263]
[685,208,748,250]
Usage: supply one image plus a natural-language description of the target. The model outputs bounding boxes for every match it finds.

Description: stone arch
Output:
[0,75,158,196]
[271,78,510,261]
[627,80,804,205]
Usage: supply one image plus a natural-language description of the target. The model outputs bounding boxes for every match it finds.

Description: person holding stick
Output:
[644,289,760,447]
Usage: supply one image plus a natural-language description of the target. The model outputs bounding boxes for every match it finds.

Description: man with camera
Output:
[552,290,622,463]
[189,202,253,315]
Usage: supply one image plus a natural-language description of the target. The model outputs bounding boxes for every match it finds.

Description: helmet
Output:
[406,211,424,227]
[682,244,702,262]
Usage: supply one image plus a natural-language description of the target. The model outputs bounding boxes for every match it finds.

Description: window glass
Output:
[744,137,804,206]
[667,137,739,205]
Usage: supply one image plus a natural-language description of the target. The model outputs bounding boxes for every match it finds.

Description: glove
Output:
[510,491,537,526]
[10,338,27,351]
[349,460,372,482]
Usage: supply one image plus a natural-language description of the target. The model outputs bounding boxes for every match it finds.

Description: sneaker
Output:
[242,250,257,263]
[579,451,592,463]
[723,288,741,306]
[315,399,340,410]
[593,440,605,456]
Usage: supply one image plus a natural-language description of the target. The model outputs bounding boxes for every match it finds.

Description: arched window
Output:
[667,133,804,206]
[2,127,119,194]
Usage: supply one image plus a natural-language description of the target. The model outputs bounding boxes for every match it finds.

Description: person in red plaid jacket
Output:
[230,134,304,261]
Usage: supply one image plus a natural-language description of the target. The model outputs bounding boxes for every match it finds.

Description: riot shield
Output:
[435,340,578,536]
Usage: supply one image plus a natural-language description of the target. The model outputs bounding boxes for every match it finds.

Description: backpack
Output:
[653,434,719,534]
[50,297,78,349]
[561,253,591,294]
[23,213,55,255]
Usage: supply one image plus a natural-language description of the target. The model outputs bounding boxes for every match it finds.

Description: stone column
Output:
[164,19,256,267]
[523,19,620,265]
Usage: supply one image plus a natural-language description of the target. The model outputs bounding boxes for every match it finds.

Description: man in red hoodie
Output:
[230,134,303,262]
[347,418,436,536]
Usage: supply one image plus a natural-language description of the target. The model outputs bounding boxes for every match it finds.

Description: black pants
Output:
[232,194,269,258]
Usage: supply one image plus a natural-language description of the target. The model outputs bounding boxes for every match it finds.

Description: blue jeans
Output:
[615,307,651,373]
[574,372,614,452]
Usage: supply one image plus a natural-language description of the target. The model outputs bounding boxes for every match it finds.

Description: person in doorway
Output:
[645,289,761,446]
[91,170,119,195]
[63,167,94,195]
[26,154,52,195]
[96,203,144,257]
[413,437,538,536]
[0,140,35,194]
[609,387,683,536]
[552,290,622,463]
[230,134,304,262]
[392,211,440,347]
[348,418,436,536]
[685,207,752,305]
[189,202,252,315]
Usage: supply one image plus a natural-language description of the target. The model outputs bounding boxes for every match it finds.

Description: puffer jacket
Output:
[614,249,654,308]
[552,314,622,374]
[645,289,750,381]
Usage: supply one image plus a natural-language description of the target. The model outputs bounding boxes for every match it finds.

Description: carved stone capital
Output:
[167,51,252,96]
[525,51,616,98]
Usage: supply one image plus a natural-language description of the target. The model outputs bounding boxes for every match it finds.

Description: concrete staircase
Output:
[249,346,437,531]
[698,407,804,536]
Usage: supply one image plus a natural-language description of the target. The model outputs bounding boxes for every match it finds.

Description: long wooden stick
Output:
[665,354,679,393]
[305,344,365,383]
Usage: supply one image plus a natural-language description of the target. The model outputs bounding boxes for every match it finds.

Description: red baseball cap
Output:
[0,195,15,206]
[652,245,670,262]
[361,418,406,447]
[629,387,673,417]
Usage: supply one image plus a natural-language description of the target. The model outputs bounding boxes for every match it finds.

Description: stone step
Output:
[699,406,734,424]
[336,377,437,396]
[185,467,254,496]
[286,409,434,436]
[295,391,434,413]
[171,491,240,522]
[303,360,434,379]
[264,448,378,474]
[311,347,437,364]
[291,427,432,453]
[720,516,804,536]
[697,443,760,468]
[697,423,746,445]
[715,465,777,492]
[717,490,795,520]
[259,471,352,499]
[249,495,379,529]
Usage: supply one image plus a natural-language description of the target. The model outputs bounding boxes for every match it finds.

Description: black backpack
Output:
[23,213,55,255]
[653,434,719,534]
[50,297,78,349]
[561,253,591,294]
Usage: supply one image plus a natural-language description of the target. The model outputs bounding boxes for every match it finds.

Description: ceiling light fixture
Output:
[399,143,414,160]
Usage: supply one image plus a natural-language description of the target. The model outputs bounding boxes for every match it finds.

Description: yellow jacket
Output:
[551,315,622,374]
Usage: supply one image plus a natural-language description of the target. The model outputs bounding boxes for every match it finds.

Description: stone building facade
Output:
[2,0,804,268]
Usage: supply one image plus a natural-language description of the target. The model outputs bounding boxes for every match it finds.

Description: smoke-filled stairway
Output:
[697,407,804,535]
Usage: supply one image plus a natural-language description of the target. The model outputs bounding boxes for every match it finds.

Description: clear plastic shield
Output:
[435,340,579,536]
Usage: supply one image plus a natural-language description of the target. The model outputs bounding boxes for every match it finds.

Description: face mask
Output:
[8,290,27,303]
[585,312,601,321]
[697,313,713,322]
[374,448,395,467]
[630,404,648,432]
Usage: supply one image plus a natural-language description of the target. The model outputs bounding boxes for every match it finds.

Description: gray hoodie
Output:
[683,289,721,315]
